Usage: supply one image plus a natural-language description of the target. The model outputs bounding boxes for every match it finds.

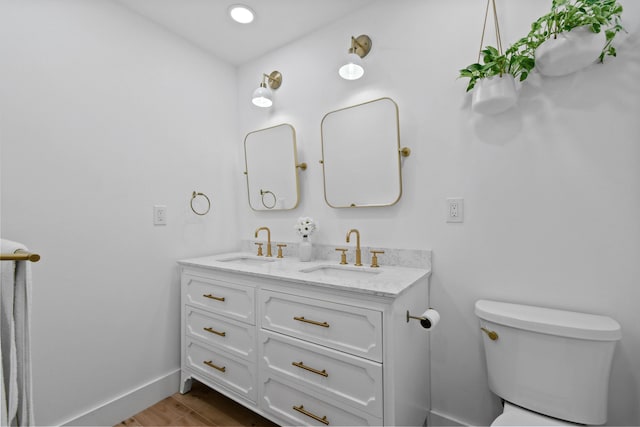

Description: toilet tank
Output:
[475,300,621,425]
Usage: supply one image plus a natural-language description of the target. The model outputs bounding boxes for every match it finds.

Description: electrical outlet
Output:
[154,205,167,225]
[446,198,464,223]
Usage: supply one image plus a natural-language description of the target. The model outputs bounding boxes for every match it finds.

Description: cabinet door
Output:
[260,290,382,361]
[262,375,382,426]
[261,330,382,417]
[185,339,257,403]
[183,273,255,324]
[185,306,256,361]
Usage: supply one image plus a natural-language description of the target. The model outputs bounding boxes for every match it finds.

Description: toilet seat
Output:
[492,402,580,426]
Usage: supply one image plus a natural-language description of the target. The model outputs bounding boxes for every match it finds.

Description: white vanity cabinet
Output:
[179,255,430,426]
[180,271,258,404]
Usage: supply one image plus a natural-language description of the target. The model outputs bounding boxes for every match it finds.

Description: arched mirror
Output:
[320,97,409,208]
[244,123,305,211]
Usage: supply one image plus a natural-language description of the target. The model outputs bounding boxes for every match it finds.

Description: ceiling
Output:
[116,0,375,66]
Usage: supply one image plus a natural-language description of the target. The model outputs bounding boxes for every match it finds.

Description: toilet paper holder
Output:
[406,308,438,329]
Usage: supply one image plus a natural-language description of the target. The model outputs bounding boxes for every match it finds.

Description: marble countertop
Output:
[178,252,430,298]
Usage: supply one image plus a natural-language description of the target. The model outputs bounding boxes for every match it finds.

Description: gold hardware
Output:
[297,162,307,170]
[481,327,499,341]
[346,229,362,266]
[370,250,384,267]
[335,248,348,265]
[293,405,329,425]
[190,191,211,216]
[319,159,324,164]
[277,244,287,258]
[350,34,372,59]
[203,360,226,373]
[294,316,330,328]
[259,189,276,209]
[0,249,41,262]
[400,147,411,157]
[255,227,272,257]
[292,361,328,377]
[203,327,226,337]
[406,310,427,323]
[255,242,264,256]
[264,70,282,89]
[203,294,225,302]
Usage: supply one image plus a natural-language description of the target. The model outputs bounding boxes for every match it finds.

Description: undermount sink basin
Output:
[218,255,275,266]
[300,265,381,279]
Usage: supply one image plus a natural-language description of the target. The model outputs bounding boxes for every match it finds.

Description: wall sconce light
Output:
[251,71,283,108]
[338,35,372,80]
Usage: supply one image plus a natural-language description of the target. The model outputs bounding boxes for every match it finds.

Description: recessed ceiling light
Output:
[229,5,255,24]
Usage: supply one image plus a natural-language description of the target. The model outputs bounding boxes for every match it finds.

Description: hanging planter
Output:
[459,0,534,115]
[529,0,624,77]
[536,26,606,76]
[472,74,517,114]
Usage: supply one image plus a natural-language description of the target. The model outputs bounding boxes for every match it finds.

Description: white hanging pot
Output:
[535,26,606,76]
[471,74,517,115]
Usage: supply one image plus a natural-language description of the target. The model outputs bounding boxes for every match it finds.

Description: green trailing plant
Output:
[528,0,625,62]
[459,42,535,92]
[459,0,624,92]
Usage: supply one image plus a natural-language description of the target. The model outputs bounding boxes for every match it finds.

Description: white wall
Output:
[0,0,239,425]
[235,1,640,425]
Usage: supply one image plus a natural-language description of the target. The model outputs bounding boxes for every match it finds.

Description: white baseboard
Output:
[428,409,468,426]
[62,369,180,426]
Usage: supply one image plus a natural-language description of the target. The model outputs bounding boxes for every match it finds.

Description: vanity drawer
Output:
[260,290,382,361]
[261,330,382,417]
[185,306,256,361]
[185,339,256,403]
[183,273,255,324]
[262,375,382,426]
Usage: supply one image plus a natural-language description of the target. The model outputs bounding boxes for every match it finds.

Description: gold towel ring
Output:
[190,191,211,216]
[260,189,276,209]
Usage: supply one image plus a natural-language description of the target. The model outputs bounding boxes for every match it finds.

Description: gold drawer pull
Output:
[481,327,499,341]
[203,360,226,373]
[293,316,330,328]
[203,327,226,337]
[203,293,225,302]
[292,361,328,377]
[293,405,329,425]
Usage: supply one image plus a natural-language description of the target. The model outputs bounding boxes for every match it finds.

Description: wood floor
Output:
[115,380,279,427]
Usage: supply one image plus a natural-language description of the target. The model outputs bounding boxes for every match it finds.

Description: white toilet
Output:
[475,299,621,426]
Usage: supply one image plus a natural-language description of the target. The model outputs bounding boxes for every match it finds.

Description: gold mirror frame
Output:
[320,97,409,208]
[243,123,304,211]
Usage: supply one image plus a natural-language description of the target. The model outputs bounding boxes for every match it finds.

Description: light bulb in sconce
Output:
[338,35,372,80]
[252,83,272,107]
[251,71,282,108]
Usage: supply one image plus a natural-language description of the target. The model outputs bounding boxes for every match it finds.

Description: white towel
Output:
[1,239,35,426]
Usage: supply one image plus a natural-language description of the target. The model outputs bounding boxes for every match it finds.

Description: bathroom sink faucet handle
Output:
[277,244,287,258]
[335,248,348,265]
[255,242,264,256]
[370,250,385,268]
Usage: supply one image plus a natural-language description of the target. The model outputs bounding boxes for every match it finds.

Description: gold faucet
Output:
[254,227,272,257]
[346,229,362,266]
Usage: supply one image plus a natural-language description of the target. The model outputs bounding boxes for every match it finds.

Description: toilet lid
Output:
[492,403,578,426]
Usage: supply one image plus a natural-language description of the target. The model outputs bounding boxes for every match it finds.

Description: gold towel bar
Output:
[0,249,40,262]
